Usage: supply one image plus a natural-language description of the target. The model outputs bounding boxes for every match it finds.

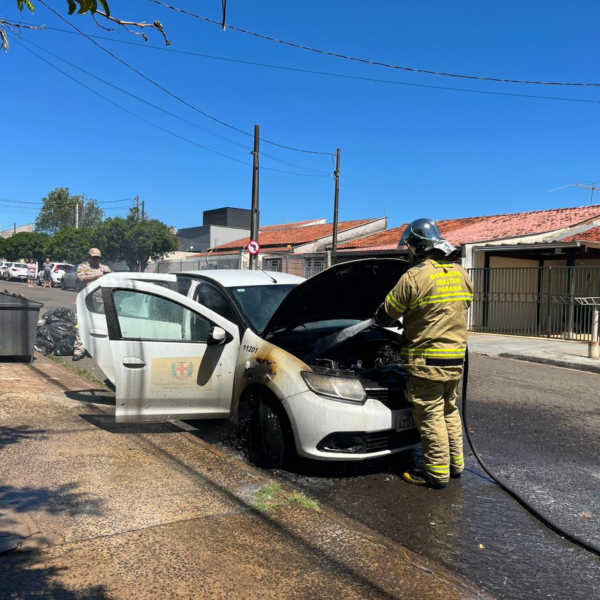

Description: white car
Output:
[50,263,74,287]
[3,262,28,281]
[77,259,418,467]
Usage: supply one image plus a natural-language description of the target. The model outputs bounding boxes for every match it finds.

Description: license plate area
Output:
[396,411,415,432]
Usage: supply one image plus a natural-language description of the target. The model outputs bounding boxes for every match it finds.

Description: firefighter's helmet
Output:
[399,218,457,258]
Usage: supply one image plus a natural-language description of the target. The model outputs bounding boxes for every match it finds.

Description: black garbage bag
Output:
[34,338,55,355]
[37,322,76,347]
[54,336,76,356]
[41,307,77,325]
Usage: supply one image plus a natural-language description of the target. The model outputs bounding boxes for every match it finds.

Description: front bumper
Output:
[283,390,420,461]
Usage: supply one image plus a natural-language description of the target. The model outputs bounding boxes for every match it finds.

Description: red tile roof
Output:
[562,225,600,243]
[212,219,379,252]
[338,206,600,250]
[260,219,325,231]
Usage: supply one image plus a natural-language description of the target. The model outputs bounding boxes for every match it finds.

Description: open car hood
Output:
[262,258,410,336]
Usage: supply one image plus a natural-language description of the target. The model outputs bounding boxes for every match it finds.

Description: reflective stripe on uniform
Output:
[401,348,466,358]
[451,454,464,464]
[387,292,406,313]
[424,464,450,474]
[410,293,473,309]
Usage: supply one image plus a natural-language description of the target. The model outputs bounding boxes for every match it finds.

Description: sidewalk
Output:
[468,332,600,374]
[0,356,491,600]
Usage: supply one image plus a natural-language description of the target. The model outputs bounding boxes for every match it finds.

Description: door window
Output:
[194,281,238,324]
[113,289,212,342]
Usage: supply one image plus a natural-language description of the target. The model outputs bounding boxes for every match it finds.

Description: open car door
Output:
[77,273,177,384]
[86,279,240,422]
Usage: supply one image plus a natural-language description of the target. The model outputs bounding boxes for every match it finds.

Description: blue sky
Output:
[2,0,600,233]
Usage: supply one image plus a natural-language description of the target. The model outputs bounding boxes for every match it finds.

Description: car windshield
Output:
[14,264,27,268]
[57,264,72,270]
[226,284,296,333]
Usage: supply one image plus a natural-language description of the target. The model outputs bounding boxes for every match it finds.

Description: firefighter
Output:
[374,219,473,489]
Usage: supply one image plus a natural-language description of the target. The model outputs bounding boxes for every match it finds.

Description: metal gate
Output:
[469,267,600,340]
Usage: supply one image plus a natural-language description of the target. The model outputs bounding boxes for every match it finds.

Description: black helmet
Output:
[399,218,456,258]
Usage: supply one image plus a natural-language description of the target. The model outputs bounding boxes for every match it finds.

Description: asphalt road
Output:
[190,354,600,600]
[9,280,599,598]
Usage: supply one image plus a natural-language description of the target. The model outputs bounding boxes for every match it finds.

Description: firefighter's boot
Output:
[402,470,447,490]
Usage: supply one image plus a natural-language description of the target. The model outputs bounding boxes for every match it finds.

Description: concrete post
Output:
[590,306,599,359]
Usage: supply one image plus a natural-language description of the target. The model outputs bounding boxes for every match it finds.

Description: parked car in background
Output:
[3,262,28,281]
[50,263,74,287]
[61,265,83,291]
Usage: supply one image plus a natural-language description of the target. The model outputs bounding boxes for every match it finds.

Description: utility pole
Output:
[331,148,341,264]
[136,195,140,221]
[75,201,79,229]
[141,200,146,222]
[249,124,260,270]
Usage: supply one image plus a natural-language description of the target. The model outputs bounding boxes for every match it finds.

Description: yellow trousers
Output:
[407,375,464,483]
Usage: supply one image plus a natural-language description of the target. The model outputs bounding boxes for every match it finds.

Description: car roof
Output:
[182,269,305,286]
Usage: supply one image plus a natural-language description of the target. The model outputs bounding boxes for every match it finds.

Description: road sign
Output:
[247,240,260,255]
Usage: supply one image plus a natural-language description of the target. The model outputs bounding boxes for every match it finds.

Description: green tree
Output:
[0,235,7,260]
[35,187,104,234]
[45,227,93,264]
[2,1,169,53]
[3,231,50,262]
[93,209,178,272]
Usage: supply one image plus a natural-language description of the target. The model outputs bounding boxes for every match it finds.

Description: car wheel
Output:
[61,278,66,290]
[75,279,83,292]
[244,394,290,469]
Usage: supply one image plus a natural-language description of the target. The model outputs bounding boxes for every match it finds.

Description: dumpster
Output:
[0,292,44,362]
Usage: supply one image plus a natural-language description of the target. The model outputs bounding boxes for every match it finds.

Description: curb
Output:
[496,352,600,374]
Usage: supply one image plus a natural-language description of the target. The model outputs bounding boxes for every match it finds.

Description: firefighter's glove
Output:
[374,303,397,328]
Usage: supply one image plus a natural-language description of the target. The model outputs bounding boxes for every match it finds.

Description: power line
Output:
[38,0,334,156]
[149,0,600,88]
[0,198,43,206]
[8,35,280,174]
[37,27,600,107]
[16,34,331,178]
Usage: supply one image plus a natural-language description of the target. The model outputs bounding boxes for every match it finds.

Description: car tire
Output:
[75,279,83,292]
[61,278,66,290]
[244,394,290,469]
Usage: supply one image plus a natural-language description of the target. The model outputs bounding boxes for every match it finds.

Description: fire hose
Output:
[461,350,600,556]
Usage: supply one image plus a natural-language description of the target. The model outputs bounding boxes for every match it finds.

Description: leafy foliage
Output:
[45,227,93,264]
[66,1,110,17]
[35,187,104,234]
[2,231,50,262]
[93,208,178,272]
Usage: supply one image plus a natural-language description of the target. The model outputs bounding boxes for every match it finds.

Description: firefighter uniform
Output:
[384,258,473,484]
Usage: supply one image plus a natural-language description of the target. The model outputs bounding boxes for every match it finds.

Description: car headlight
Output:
[301,371,366,404]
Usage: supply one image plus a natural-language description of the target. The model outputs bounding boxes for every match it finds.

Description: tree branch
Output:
[95,11,171,45]
[0,19,45,52]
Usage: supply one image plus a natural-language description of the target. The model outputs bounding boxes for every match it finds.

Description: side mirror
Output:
[207,326,230,346]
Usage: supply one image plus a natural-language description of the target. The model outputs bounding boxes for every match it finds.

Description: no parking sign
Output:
[247,240,260,255]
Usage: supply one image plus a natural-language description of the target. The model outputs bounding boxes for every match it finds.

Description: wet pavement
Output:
[188,354,600,600]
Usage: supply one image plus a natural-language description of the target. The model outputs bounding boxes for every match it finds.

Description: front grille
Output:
[362,427,421,453]
[362,385,411,409]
